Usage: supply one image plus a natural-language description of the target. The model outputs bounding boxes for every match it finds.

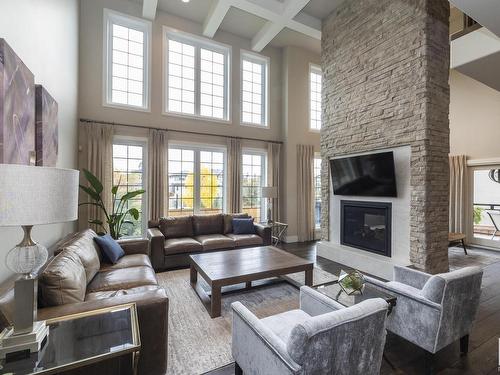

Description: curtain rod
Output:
[79,118,283,144]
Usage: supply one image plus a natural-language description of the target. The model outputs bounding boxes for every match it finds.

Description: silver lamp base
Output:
[0,321,49,359]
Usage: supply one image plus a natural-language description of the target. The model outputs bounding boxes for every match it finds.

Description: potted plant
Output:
[79,169,145,239]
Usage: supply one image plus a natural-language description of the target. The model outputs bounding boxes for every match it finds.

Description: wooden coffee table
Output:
[189,246,314,318]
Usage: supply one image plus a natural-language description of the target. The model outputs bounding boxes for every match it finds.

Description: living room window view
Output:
[1,1,500,375]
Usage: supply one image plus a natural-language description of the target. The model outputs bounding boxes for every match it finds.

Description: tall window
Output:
[241,52,269,127]
[241,152,267,222]
[104,9,151,110]
[112,142,147,237]
[310,65,322,131]
[168,146,225,215]
[165,29,230,121]
[314,157,322,228]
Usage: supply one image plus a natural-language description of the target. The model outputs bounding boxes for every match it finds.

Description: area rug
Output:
[157,266,336,375]
[449,246,500,271]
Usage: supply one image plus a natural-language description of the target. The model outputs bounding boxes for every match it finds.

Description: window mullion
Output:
[194,149,201,214]
[195,46,201,117]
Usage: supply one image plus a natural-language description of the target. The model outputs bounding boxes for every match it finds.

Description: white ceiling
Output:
[137,0,346,53]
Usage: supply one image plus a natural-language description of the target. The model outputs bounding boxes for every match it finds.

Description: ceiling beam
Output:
[203,0,231,38]
[142,0,158,20]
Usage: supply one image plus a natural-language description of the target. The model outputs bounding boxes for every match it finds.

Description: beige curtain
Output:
[227,138,242,213]
[449,155,468,233]
[267,142,281,222]
[297,144,315,242]
[79,121,114,232]
[148,129,168,220]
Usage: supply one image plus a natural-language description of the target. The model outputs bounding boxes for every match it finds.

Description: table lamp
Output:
[0,164,79,358]
[261,186,278,223]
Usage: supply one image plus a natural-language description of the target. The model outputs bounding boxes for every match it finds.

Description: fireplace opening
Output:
[340,200,392,257]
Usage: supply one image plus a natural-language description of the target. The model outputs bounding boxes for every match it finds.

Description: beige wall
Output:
[450,70,500,159]
[282,46,321,241]
[79,0,283,143]
[0,0,80,282]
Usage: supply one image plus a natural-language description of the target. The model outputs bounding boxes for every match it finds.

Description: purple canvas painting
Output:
[0,38,35,165]
[35,85,58,166]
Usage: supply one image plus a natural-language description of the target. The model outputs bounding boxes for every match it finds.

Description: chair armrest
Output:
[117,238,150,256]
[231,302,301,373]
[147,228,165,270]
[299,286,344,316]
[254,223,272,245]
[366,276,442,310]
[393,265,431,289]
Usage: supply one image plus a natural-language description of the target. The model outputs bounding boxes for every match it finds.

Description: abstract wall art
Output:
[0,38,36,165]
[35,85,58,166]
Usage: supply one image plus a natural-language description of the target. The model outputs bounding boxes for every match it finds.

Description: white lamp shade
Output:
[262,186,278,199]
[0,164,79,226]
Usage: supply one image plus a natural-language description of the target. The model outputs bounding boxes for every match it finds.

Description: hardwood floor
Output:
[204,242,500,375]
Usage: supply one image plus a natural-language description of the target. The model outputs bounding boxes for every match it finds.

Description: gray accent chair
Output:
[366,265,483,373]
[231,286,389,375]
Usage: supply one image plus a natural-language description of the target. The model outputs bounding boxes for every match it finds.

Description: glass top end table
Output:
[0,303,140,375]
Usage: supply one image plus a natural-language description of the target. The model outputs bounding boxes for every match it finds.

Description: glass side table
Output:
[260,221,288,246]
[0,303,140,375]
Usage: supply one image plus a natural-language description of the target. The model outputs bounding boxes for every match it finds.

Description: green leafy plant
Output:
[79,169,145,239]
[473,206,484,225]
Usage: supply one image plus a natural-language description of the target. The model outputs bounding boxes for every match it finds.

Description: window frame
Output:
[168,142,228,215]
[163,27,232,124]
[103,8,152,112]
[112,136,148,238]
[309,63,322,132]
[241,149,267,223]
[240,50,270,128]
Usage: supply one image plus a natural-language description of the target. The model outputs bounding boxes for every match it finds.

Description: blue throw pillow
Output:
[232,218,255,235]
[94,234,125,264]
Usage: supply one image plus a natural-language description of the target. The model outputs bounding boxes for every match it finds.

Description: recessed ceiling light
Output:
[182,0,190,3]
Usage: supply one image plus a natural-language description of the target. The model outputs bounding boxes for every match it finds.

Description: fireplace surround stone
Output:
[320,0,450,273]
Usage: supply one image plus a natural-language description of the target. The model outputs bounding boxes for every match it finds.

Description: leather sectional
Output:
[148,213,272,270]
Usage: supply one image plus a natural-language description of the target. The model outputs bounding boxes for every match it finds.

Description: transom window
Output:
[241,52,269,127]
[112,142,147,237]
[314,157,322,228]
[165,29,230,121]
[168,146,226,216]
[310,65,322,131]
[241,152,267,222]
[104,9,151,110]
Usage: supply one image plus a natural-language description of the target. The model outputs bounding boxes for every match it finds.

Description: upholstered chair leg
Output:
[460,334,469,355]
[424,351,435,375]
[235,362,243,375]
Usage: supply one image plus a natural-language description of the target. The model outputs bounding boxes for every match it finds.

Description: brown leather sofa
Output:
[0,229,168,375]
[147,213,272,270]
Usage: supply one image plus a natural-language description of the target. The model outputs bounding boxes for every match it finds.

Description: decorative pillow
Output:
[94,234,125,264]
[159,216,194,239]
[223,213,249,234]
[232,218,256,235]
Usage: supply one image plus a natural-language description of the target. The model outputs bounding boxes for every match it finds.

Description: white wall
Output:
[0,0,80,282]
[450,69,500,159]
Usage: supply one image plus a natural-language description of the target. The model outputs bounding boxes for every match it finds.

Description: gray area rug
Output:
[449,246,500,270]
[157,267,336,375]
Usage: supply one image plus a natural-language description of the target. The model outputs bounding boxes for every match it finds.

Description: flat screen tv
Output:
[330,152,397,197]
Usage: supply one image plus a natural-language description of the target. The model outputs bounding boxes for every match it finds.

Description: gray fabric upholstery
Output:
[366,266,483,353]
[232,286,388,375]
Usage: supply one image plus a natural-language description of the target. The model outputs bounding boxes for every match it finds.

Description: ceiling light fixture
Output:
[182,0,190,3]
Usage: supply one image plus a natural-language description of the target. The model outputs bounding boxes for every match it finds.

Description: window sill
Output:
[103,101,151,113]
[309,128,321,134]
[240,122,270,130]
[162,110,232,125]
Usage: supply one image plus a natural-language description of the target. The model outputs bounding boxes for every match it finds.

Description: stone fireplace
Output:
[318,0,450,277]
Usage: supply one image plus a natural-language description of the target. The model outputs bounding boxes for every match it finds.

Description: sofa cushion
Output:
[192,214,224,236]
[100,254,152,271]
[226,233,263,247]
[159,216,194,239]
[223,213,249,234]
[87,266,158,293]
[85,285,159,301]
[39,250,87,306]
[94,234,125,264]
[56,229,101,283]
[164,237,202,255]
[194,234,235,251]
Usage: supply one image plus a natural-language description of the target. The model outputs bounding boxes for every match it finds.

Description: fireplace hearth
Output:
[340,200,392,257]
